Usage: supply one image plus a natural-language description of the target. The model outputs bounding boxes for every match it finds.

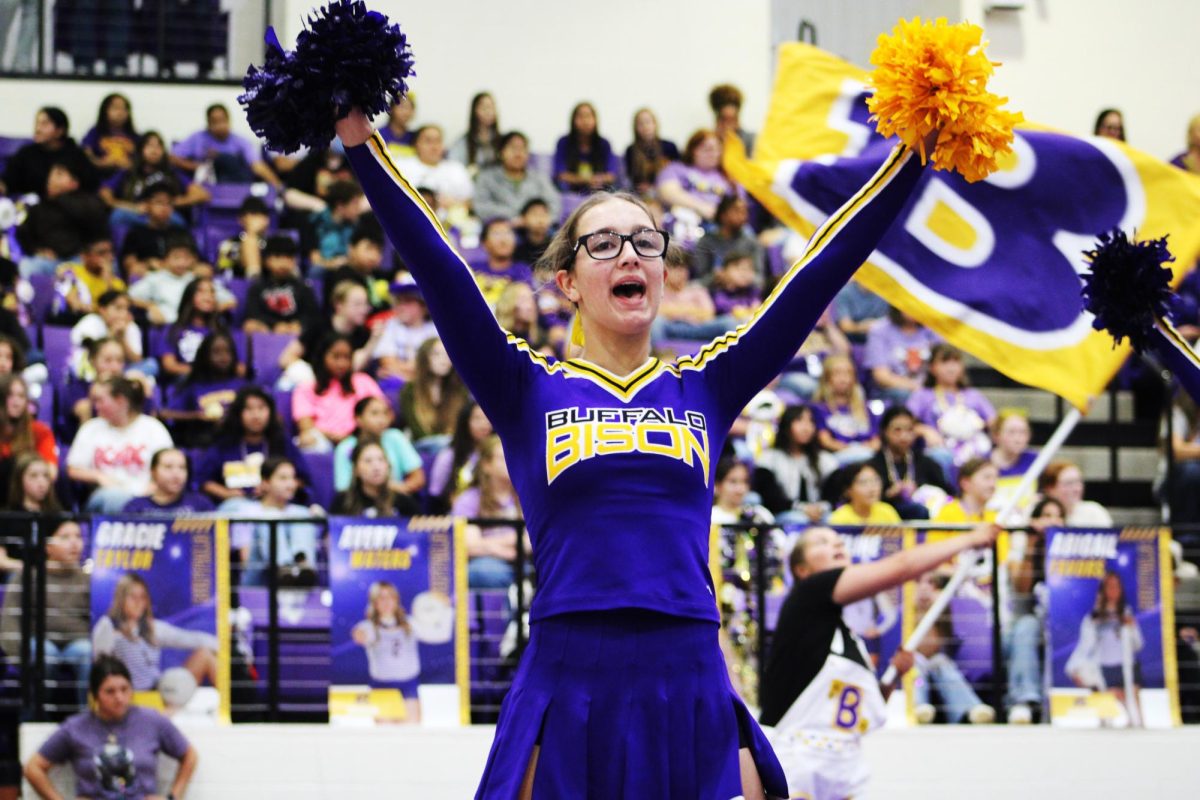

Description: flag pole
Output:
[880,405,1084,688]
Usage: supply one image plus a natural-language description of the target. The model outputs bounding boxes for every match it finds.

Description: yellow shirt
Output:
[828,502,902,526]
[931,500,1007,561]
[933,500,996,524]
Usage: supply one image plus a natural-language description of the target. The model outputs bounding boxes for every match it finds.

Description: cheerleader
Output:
[760,523,998,799]
[336,106,926,799]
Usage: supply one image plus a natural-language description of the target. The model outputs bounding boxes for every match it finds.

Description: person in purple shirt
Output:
[161,330,246,447]
[469,218,533,307]
[170,103,282,189]
[553,102,616,192]
[100,131,211,228]
[123,448,215,514]
[863,306,941,405]
[25,656,198,800]
[906,343,996,475]
[80,93,139,180]
[812,353,881,465]
[197,385,311,508]
[708,246,762,321]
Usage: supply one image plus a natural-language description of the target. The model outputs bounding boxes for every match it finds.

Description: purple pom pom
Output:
[239,0,415,154]
[1080,228,1175,352]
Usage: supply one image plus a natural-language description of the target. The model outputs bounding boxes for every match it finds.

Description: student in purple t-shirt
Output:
[157,278,231,381]
[708,246,762,322]
[863,306,941,404]
[26,656,197,800]
[162,330,246,447]
[123,447,215,514]
[906,344,996,473]
[170,103,282,189]
[469,218,533,307]
[197,386,311,507]
[811,354,880,465]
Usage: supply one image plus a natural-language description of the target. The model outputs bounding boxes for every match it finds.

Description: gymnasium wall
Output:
[0,1,1195,159]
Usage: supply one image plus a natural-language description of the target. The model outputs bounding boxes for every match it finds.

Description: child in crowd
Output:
[322,220,391,312]
[708,246,762,323]
[293,333,384,452]
[864,306,941,405]
[5,453,62,516]
[161,331,246,446]
[158,277,230,378]
[495,282,548,352]
[471,218,533,307]
[912,570,996,725]
[934,457,999,524]
[2,452,63,569]
[753,405,836,524]
[651,247,726,344]
[333,437,420,517]
[334,396,424,495]
[67,337,156,430]
[279,281,379,387]
[833,280,889,344]
[454,435,525,589]
[711,456,774,527]
[0,519,92,705]
[866,406,951,520]
[989,410,1038,519]
[217,196,272,278]
[70,289,148,376]
[828,462,902,525]
[812,354,879,465]
[81,93,138,177]
[513,198,554,266]
[231,456,323,586]
[66,376,174,512]
[197,386,310,507]
[907,343,996,474]
[53,233,124,320]
[119,184,189,279]
[128,233,233,325]
[692,195,761,282]
[371,274,437,382]
[0,373,60,473]
[101,130,209,227]
[399,337,468,446]
[308,180,365,274]
[427,401,493,511]
[122,448,214,513]
[242,235,321,335]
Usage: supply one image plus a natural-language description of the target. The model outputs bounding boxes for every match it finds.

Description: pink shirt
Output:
[292,373,384,439]
[661,281,716,323]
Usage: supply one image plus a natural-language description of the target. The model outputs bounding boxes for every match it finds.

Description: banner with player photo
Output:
[89,516,231,722]
[1045,526,1181,728]
[901,530,1006,725]
[328,516,467,725]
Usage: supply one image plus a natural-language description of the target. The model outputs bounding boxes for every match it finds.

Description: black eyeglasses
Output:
[572,228,669,260]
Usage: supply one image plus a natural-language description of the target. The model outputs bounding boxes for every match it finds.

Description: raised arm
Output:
[684,144,925,429]
[337,111,527,427]
[831,522,998,606]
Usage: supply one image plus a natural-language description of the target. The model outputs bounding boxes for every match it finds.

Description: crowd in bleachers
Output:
[2,93,1200,567]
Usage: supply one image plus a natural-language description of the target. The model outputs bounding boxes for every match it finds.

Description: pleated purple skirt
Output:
[475,609,788,799]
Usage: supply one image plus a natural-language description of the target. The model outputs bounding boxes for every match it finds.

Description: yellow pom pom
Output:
[866,17,1024,183]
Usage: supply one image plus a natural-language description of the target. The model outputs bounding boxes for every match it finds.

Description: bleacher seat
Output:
[28,275,56,326]
[0,136,28,177]
[250,331,296,387]
[225,277,250,325]
[301,450,335,510]
[39,326,73,384]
